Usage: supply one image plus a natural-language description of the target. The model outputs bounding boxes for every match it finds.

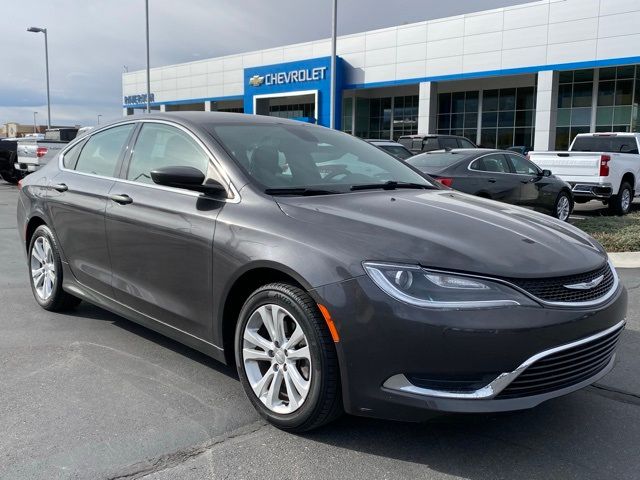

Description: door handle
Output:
[488,178,497,183]
[52,183,68,192]
[109,194,133,205]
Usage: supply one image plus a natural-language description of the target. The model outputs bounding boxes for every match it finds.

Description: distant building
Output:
[0,123,47,138]
[122,0,640,151]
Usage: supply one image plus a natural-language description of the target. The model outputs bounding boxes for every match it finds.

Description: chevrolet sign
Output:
[248,66,327,87]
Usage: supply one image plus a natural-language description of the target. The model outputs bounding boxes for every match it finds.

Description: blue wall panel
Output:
[244,56,344,129]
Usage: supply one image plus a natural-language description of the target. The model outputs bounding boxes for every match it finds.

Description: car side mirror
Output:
[541,169,552,177]
[150,166,227,195]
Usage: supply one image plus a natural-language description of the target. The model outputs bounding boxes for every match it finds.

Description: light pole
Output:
[145,0,151,113]
[329,0,337,129]
[27,27,51,128]
[33,112,38,133]
[97,114,102,125]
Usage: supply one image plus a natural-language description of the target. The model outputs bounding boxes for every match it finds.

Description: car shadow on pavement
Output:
[67,302,239,380]
[573,199,640,217]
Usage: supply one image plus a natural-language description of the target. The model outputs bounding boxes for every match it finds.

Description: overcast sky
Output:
[1,0,526,127]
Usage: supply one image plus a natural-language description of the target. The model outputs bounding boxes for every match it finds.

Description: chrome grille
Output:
[507,262,615,303]
[497,324,623,399]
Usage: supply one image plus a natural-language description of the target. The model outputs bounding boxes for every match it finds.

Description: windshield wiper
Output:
[350,181,434,191]
[264,187,340,196]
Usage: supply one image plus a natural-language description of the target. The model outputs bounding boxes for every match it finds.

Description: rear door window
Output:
[440,138,459,149]
[472,154,511,173]
[423,138,440,151]
[74,124,135,177]
[458,138,476,148]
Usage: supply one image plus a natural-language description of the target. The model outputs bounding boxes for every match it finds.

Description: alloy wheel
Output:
[621,188,631,212]
[242,304,312,414]
[30,236,56,300]
[556,195,571,221]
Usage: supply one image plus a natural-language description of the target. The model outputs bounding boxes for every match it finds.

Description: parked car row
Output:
[366,132,639,218]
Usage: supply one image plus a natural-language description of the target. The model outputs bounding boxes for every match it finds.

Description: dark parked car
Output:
[365,139,413,160]
[17,113,626,432]
[0,138,26,184]
[398,134,477,153]
[407,149,574,221]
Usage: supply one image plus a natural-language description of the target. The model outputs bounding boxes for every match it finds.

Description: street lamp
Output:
[145,0,151,113]
[329,0,337,129]
[27,27,51,129]
[97,114,102,125]
[33,112,38,133]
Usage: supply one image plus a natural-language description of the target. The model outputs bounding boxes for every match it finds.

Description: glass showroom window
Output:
[480,87,536,149]
[555,69,594,150]
[596,65,640,133]
[268,103,314,120]
[353,96,418,139]
[437,91,479,142]
[368,97,392,139]
[342,97,353,134]
[392,95,419,140]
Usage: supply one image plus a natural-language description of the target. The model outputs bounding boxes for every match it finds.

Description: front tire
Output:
[28,225,81,311]
[552,191,572,221]
[609,181,633,216]
[234,283,342,432]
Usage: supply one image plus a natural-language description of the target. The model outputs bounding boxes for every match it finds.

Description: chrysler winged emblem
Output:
[249,75,264,87]
[564,275,604,290]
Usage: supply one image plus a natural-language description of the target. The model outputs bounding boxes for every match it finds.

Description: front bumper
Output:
[313,275,627,422]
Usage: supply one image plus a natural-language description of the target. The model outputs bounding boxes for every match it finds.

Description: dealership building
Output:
[122,0,640,151]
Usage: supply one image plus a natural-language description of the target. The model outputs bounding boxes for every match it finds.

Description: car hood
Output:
[276,189,606,279]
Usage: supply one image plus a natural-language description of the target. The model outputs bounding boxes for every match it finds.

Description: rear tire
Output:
[609,181,633,216]
[28,225,81,311]
[234,283,342,432]
[552,191,573,222]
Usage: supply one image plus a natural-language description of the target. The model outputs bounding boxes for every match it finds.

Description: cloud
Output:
[1,0,526,127]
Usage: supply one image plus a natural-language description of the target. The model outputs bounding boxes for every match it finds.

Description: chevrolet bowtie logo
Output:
[249,75,265,87]
[564,275,604,290]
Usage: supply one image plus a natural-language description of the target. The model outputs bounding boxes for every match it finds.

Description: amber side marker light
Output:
[317,304,340,343]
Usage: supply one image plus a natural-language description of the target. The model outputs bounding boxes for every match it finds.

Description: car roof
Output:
[102,111,316,130]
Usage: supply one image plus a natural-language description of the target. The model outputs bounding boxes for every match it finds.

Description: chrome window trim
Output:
[58,119,241,204]
[383,319,625,400]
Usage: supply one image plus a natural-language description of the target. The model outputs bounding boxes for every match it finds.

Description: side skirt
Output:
[61,263,227,365]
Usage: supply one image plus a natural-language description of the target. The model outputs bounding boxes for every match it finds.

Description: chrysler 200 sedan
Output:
[17,113,626,432]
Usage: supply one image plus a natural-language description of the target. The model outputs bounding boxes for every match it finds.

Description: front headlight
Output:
[363,262,536,309]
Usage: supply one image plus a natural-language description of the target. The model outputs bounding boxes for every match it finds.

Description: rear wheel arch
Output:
[25,216,47,252]
[621,172,635,192]
[220,264,314,365]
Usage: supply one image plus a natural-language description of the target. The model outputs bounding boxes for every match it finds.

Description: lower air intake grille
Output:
[497,325,623,399]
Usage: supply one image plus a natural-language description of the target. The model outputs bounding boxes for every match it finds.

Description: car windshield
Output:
[407,151,473,169]
[208,123,434,192]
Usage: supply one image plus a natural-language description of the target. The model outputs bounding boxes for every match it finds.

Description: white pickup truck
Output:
[528,133,640,215]
[15,128,79,174]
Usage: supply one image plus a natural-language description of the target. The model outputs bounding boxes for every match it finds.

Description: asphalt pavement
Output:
[1,180,639,480]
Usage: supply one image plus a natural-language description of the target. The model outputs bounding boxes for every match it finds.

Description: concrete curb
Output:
[609,252,640,269]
